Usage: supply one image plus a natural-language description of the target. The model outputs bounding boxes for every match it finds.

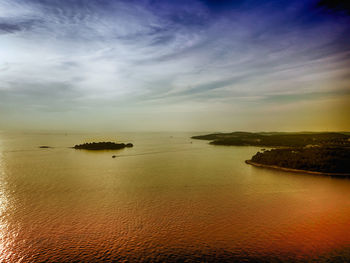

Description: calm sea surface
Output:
[0,132,349,262]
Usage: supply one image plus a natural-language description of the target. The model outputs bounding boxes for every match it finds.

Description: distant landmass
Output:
[74,142,133,150]
[192,132,350,147]
[193,132,350,176]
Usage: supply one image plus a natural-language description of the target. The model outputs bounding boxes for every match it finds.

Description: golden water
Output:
[0,132,349,261]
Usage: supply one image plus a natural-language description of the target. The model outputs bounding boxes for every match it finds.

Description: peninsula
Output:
[73,142,133,150]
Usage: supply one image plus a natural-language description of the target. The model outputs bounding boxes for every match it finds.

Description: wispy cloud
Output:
[0,0,349,131]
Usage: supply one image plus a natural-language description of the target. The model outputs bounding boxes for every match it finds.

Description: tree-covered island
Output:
[74,142,133,150]
[248,147,350,176]
[192,132,350,147]
[192,132,350,176]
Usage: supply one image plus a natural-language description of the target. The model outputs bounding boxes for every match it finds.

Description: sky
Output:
[0,0,349,132]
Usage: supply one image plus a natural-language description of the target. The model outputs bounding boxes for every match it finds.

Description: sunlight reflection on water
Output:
[0,132,349,262]
[0,137,10,261]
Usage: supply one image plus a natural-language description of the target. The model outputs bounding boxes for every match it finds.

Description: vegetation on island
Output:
[251,147,350,175]
[74,142,133,150]
[193,132,350,176]
[192,132,350,147]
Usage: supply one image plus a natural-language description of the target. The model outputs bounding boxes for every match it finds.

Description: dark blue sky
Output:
[1,0,349,131]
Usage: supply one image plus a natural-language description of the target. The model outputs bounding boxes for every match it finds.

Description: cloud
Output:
[0,22,21,34]
[0,19,40,34]
[0,0,349,130]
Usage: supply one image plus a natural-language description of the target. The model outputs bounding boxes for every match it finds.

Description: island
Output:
[247,147,350,177]
[73,142,133,150]
[192,132,350,176]
[192,132,350,147]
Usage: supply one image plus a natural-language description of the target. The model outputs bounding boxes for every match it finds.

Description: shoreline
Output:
[245,160,350,178]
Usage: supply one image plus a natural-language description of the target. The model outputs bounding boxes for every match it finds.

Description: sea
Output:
[0,131,349,262]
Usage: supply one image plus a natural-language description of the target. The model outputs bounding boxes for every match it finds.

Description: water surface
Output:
[0,132,349,262]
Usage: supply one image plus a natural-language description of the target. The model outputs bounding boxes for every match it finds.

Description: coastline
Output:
[245,160,350,178]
